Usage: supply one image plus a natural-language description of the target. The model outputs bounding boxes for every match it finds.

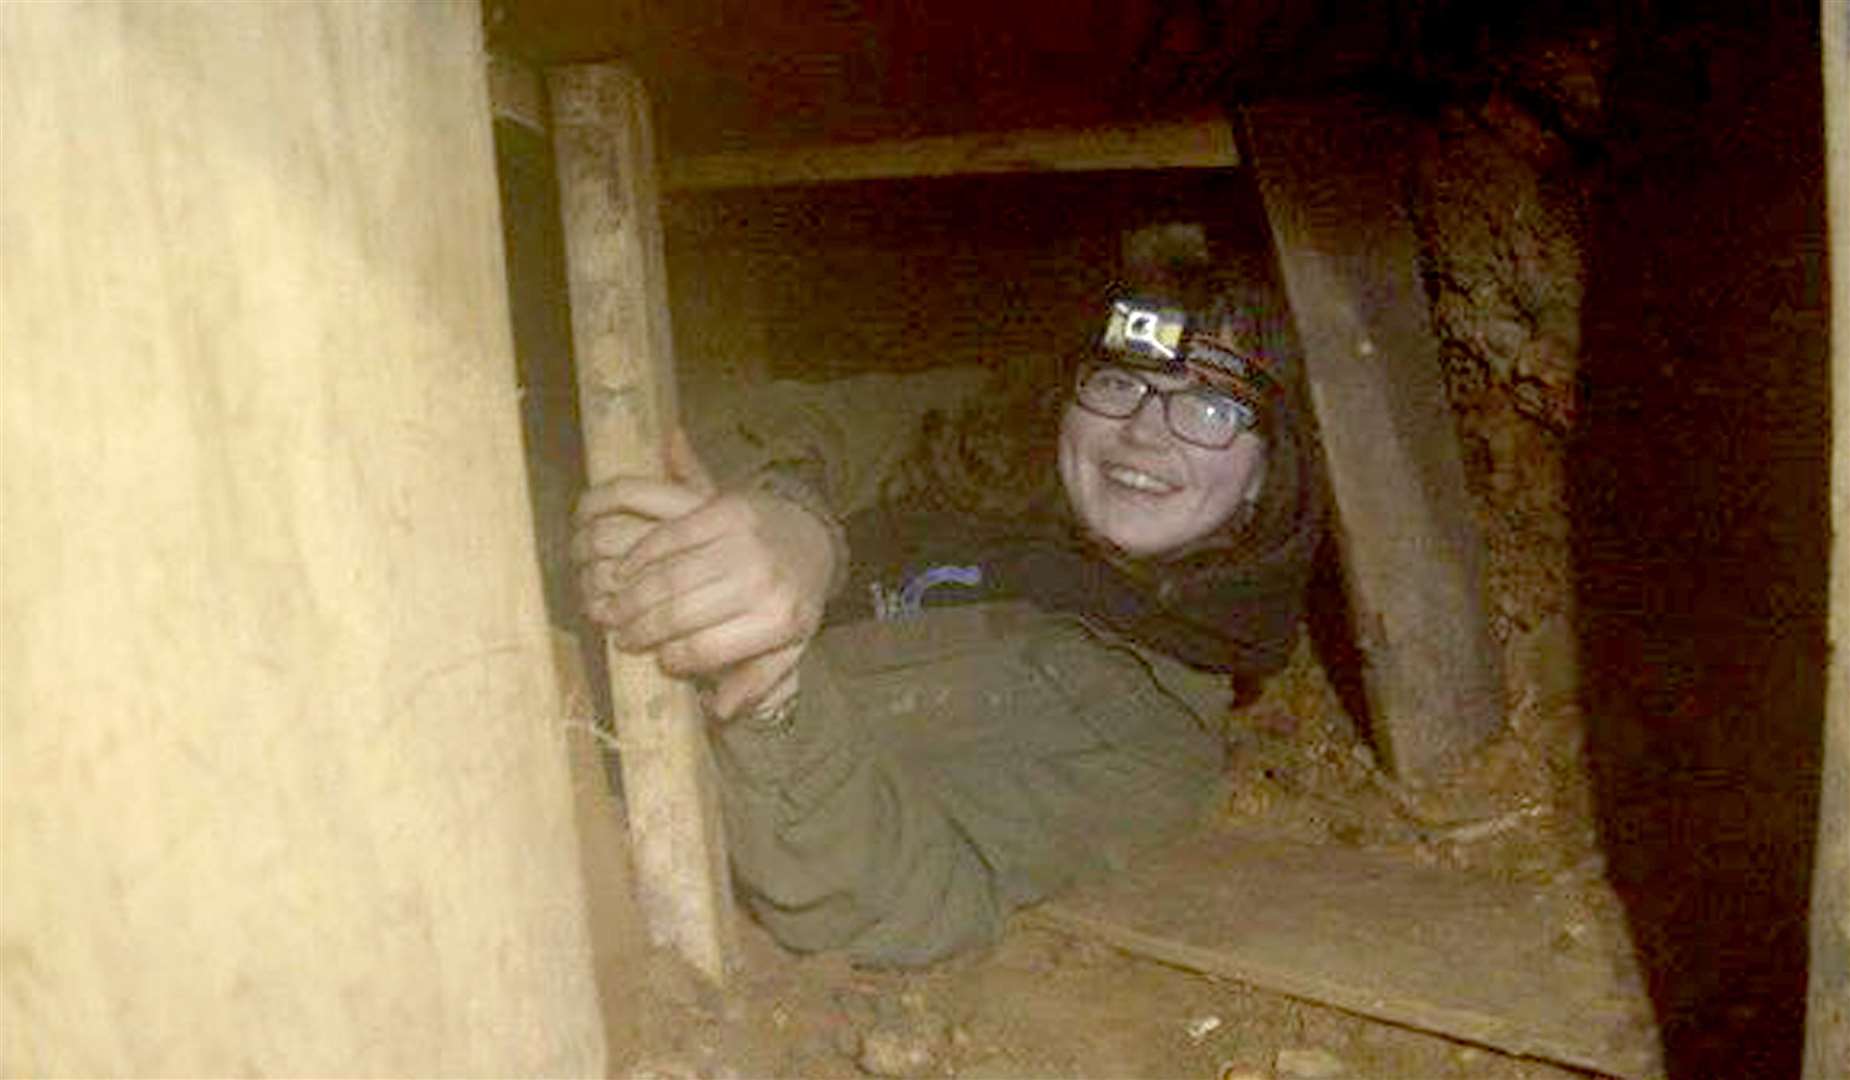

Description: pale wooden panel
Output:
[0,4,604,1074]
[552,630,649,1066]
[1040,831,1662,1079]
[663,117,1238,190]
[1806,1,1850,1073]
[1245,97,1504,778]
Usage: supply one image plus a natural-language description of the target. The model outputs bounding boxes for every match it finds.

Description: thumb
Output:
[665,424,717,498]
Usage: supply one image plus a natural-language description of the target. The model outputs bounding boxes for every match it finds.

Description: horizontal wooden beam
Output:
[662,117,1238,190]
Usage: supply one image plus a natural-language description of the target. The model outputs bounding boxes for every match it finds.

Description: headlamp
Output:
[1097,296,1279,397]
[1101,299,1187,364]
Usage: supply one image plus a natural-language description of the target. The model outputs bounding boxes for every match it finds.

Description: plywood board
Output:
[1244,97,1504,778]
[0,3,604,1073]
[1039,831,1662,1078]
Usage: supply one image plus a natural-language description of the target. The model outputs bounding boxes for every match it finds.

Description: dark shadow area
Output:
[1571,4,1829,1074]
[492,116,614,731]
[493,115,585,627]
[669,168,1282,382]
[1302,535,1375,742]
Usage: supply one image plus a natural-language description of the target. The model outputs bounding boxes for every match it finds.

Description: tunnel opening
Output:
[485,3,1832,1073]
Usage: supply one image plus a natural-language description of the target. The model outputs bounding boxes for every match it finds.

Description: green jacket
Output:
[691,368,1297,965]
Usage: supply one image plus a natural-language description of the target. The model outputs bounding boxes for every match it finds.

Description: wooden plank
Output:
[547,63,736,984]
[1244,97,1503,779]
[0,3,605,1073]
[662,117,1237,190]
[1806,1,1850,1073]
[1038,831,1662,1079]
[551,630,647,1061]
[489,52,546,134]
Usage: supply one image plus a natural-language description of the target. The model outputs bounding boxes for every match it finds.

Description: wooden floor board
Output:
[1036,830,1662,1079]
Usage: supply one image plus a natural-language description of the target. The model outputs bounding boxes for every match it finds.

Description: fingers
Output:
[571,475,833,703]
[598,557,742,649]
[570,473,718,598]
[666,425,717,498]
[573,475,708,533]
[574,484,758,577]
[655,602,812,683]
[571,512,655,567]
[584,509,819,667]
[709,644,805,720]
[572,427,715,525]
[609,494,745,579]
[611,543,817,667]
[576,499,749,634]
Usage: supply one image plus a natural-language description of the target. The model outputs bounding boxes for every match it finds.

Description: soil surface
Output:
[606,633,1632,1080]
[623,915,1595,1080]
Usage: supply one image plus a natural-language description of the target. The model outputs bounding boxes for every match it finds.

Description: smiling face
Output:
[1057,366,1266,558]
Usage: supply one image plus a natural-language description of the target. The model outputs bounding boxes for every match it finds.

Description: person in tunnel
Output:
[572,264,1324,966]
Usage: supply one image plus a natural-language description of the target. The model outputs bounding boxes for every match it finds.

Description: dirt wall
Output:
[1569,4,1828,1074]
[663,169,1280,391]
[1,4,605,1073]
[1407,7,1831,1071]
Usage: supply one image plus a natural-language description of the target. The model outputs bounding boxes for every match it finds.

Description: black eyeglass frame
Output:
[1071,361,1258,450]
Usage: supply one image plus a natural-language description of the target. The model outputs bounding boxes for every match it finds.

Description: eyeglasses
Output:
[1073,363,1257,449]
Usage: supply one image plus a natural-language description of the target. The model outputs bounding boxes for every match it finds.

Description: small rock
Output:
[1275,1046,1347,1079]
[623,1060,699,1080]
[1480,91,1565,168]
[1217,1068,1269,1080]
[1185,1015,1223,1042]
[957,1056,1048,1080]
[1064,935,1115,967]
[1508,612,1578,709]
[857,1019,948,1078]
[1249,703,1300,737]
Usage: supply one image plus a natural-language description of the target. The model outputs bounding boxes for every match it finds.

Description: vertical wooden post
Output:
[547,63,735,983]
[1245,98,1504,779]
[1805,1,1850,1072]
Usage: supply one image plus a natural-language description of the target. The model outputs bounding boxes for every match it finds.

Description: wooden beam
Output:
[488,53,546,134]
[1805,0,1850,1072]
[1244,97,1504,779]
[662,117,1238,191]
[1038,831,1661,1078]
[546,63,736,984]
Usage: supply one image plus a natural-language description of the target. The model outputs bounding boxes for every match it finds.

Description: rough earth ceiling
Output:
[486,0,1459,157]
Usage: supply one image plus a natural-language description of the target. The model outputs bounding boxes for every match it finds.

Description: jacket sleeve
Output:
[710,645,1007,966]
[685,367,993,519]
[685,368,1009,963]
